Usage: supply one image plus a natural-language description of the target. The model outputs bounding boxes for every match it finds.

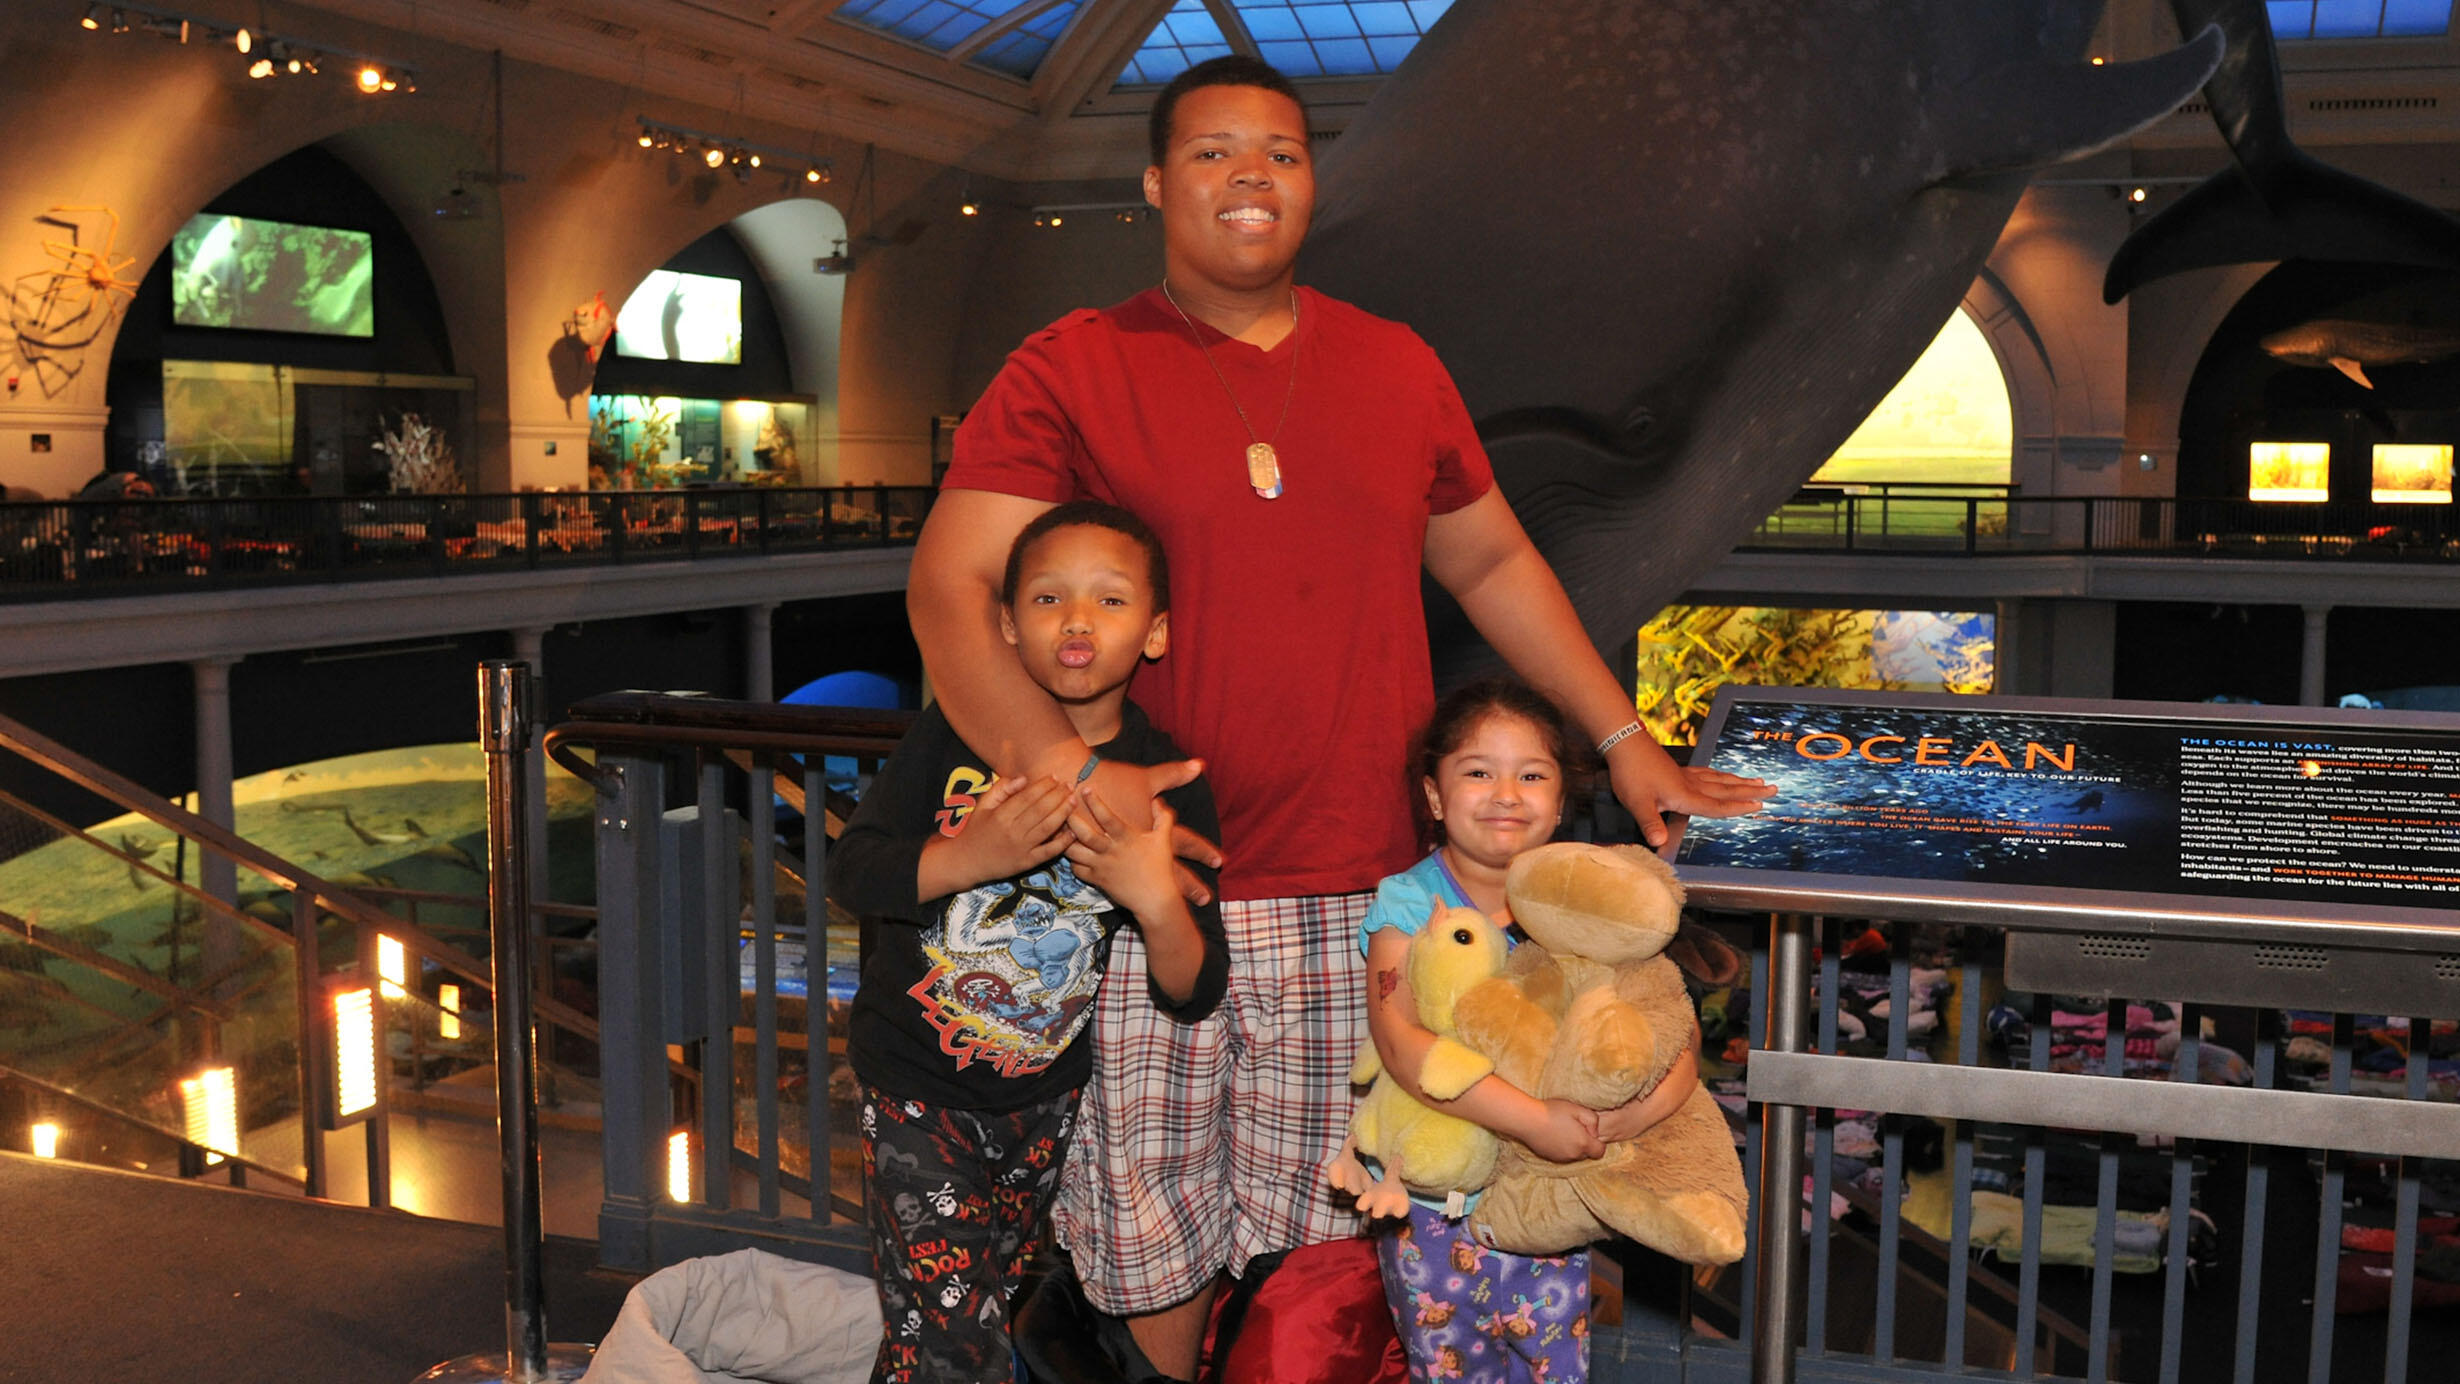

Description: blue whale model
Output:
[1300,0,2222,673]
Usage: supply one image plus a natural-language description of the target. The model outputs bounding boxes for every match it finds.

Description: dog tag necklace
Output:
[1160,279,1298,500]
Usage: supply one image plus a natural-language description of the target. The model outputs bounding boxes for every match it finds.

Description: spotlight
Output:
[359,64,385,92]
[110,8,129,33]
[287,57,302,74]
[747,153,761,168]
[1116,210,1136,224]
[704,146,725,168]
[79,5,100,31]
[960,199,979,216]
[805,167,823,184]
[248,57,273,78]
[637,130,654,147]
[1049,214,1063,227]
[1033,214,1046,228]
[2128,185,2149,203]
[234,25,250,53]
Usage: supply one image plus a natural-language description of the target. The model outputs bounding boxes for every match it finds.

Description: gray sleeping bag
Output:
[580,1249,881,1384]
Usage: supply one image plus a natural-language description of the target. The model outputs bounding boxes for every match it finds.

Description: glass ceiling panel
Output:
[1116,0,1451,86]
[836,0,1036,53]
[969,0,1083,77]
[2267,0,2451,37]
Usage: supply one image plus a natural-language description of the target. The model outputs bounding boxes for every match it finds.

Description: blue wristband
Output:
[1075,751,1102,784]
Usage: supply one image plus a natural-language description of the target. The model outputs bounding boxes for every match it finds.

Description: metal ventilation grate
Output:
[2254,944,2330,972]
[2077,934,2152,962]
[2437,955,2460,982]
[2309,95,2439,112]
[550,9,639,40]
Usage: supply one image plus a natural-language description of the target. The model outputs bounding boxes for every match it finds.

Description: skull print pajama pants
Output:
[860,1082,1079,1384]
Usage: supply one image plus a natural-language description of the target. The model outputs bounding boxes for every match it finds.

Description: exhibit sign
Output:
[1676,687,2460,928]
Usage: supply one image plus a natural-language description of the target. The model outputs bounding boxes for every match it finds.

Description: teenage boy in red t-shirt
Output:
[911,56,1771,1378]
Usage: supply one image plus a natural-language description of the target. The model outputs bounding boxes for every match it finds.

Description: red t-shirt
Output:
[946,287,1493,901]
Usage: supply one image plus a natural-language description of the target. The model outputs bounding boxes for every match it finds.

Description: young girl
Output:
[1346,679,1701,1384]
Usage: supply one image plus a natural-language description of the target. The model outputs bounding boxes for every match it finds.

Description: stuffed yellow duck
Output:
[1325,903,1512,1220]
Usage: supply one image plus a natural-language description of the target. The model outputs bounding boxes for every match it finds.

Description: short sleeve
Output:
[1419,339,1495,516]
[945,317,1099,504]
[1358,869,1442,957]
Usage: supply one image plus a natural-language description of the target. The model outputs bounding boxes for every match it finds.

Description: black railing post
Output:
[873,482,890,545]
[609,493,627,564]
[757,488,772,555]
[523,492,541,571]
[685,491,702,559]
[1753,910,1813,1384]
[432,495,450,578]
[416,663,592,1382]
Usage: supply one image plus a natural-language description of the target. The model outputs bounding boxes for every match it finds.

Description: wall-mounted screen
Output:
[170,214,375,337]
[2249,441,2329,502]
[1637,605,1993,747]
[614,271,743,365]
[2372,444,2453,504]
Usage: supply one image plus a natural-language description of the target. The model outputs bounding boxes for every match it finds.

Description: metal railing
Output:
[1747,493,2460,560]
[0,485,936,602]
[0,707,598,1203]
[546,692,915,1273]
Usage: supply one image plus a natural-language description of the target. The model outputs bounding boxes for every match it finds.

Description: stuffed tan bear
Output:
[1326,904,1514,1220]
[1448,842,1749,1264]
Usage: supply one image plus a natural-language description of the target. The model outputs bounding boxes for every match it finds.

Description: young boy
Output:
[833,500,1226,1384]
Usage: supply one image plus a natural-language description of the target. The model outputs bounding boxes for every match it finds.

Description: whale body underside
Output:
[1300,0,2222,679]
[2259,319,2460,389]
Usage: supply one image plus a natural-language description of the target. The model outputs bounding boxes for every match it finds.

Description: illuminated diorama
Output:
[1636,606,1994,747]
[2250,441,2331,502]
[160,359,474,494]
[2371,443,2453,504]
[587,393,812,488]
[1807,310,2012,490]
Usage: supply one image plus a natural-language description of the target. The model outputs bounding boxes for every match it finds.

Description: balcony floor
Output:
[0,1148,634,1384]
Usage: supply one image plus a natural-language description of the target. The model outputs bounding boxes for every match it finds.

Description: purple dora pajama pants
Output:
[1375,1200,1591,1383]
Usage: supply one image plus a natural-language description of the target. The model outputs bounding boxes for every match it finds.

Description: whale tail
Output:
[2105,148,2460,303]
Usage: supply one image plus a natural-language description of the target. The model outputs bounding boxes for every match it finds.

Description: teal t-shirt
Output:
[1357,850,1475,956]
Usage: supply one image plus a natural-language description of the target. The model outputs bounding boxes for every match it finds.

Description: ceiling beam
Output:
[1032,0,1176,116]
[766,0,854,37]
[947,0,1070,64]
[1197,0,1256,57]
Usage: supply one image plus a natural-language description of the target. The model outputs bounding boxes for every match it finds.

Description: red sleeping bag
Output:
[1202,1239,1406,1384]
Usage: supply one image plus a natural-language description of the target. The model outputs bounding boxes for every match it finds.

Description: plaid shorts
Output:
[1053,893,1371,1315]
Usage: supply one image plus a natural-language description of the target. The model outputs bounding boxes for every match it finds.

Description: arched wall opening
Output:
[102,141,473,495]
[2176,262,2460,506]
[587,199,846,487]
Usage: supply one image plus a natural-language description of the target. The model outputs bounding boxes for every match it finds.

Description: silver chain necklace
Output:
[1159,279,1298,500]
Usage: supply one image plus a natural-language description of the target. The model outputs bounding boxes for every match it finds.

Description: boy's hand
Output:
[1519,1098,1604,1164]
[1062,789,1180,919]
[948,774,1074,881]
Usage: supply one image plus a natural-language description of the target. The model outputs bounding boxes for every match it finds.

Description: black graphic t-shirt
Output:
[832,702,1226,1111]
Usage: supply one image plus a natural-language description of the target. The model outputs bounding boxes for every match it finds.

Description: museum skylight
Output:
[834,0,1085,78]
[1117,0,1453,86]
[2266,0,2451,39]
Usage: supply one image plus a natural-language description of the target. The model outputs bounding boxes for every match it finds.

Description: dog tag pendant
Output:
[1246,442,1284,500]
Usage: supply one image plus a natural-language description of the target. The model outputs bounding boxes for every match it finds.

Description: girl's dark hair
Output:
[1000,500,1171,613]
[1409,678,1594,852]
[1148,55,1309,168]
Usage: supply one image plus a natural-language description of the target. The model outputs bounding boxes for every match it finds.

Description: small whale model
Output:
[2257,319,2460,389]
[1303,0,2224,669]
[340,807,425,846]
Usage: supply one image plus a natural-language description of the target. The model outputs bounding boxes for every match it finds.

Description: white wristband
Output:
[1595,720,1645,758]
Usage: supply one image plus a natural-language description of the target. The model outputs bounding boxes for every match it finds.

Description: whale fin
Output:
[1934,25,2224,181]
[2103,149,2460,302]
[2330,358,2375,389]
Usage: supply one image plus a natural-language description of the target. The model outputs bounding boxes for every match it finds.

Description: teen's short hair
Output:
[1148,55,1309,168]
[1000,500,1172,613]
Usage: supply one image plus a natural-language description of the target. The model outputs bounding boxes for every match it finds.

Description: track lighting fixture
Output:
[704,146,726,169]
[77,5,412,90]
[80,5,101,31]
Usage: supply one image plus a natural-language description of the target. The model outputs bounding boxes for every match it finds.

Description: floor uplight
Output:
[180,1066,238,1165]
